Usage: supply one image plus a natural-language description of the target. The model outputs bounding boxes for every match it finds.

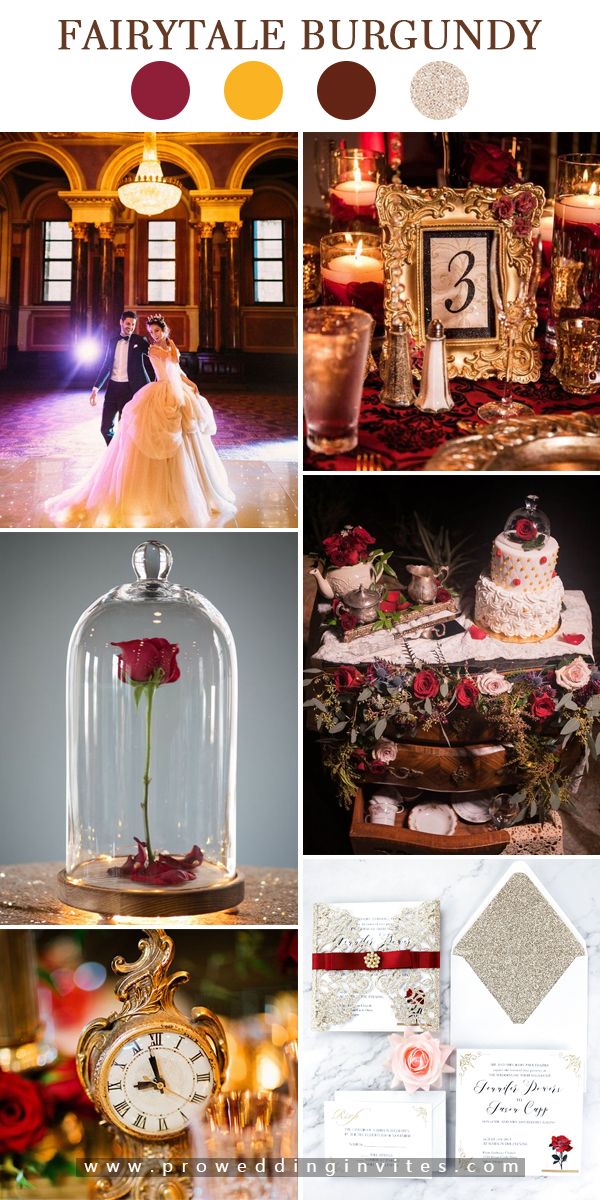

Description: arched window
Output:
[42,220,72,302]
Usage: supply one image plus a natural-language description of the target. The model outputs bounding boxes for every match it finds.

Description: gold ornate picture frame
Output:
[376,183,545,382]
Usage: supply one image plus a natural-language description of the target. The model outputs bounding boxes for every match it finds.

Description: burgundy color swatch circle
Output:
[131,62,190,120]
[317,61,376,120]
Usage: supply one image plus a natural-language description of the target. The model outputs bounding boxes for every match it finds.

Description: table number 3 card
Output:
[455,1050,584,1176]
[312,900,440,1032]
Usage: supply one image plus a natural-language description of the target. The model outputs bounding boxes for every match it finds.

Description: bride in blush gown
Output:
[46,315,236,528]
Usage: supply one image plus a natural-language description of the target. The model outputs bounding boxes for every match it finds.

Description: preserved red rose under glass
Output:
[58,540,242,916]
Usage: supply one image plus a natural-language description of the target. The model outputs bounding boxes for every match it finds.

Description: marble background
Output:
[302,856,600,1200]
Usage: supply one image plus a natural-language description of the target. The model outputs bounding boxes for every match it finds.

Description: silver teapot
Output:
[406,564,449,605]
[343,583,385,626]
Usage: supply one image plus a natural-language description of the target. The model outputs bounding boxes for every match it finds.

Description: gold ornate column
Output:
[196,221,215,351]
[223,221,243,351]
[96,221,115,333]
[70,222,90,342]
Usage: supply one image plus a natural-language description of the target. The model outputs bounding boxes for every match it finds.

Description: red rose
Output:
[492,196,516,221]
[514,518,537,540]
[339,609,358,632]
[455,678,478,707]
[413,670,440,699]
[513,215,532,237]
[112,638,180,685]
[515,190,537,215]
[463,141,518,187]
[0,1070,47,1155]
[334,665,364,691]
[530,691,555,720]
[41,1058,95,1120]
[436,587,452,603]
[550,1135,573,1154]
[352,526,376,548]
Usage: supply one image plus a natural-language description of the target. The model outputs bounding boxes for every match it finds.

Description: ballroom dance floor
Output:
[0,377,298,528]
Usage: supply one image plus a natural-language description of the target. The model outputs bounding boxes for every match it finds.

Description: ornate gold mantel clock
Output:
[77,929,228,1199]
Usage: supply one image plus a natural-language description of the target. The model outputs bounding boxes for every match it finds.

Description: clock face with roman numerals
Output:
[101,1027,215,1139]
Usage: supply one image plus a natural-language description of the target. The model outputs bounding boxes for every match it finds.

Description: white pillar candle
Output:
[555,191,600,227]
[321,248,383,287]
[330,179,378,209]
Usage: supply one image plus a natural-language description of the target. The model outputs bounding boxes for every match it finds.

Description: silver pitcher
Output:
[406,564,449,605]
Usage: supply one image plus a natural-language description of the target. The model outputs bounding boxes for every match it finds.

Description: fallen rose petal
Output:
[559,634,585,645]
[469,626,488,640]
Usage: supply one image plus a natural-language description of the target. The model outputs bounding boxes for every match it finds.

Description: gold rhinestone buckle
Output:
[364,951,381,970]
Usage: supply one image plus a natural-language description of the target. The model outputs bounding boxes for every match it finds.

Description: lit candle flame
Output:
[354,238,364,262]
[353,165,362,185]
[590,182,598,196]
[583,169,589,183]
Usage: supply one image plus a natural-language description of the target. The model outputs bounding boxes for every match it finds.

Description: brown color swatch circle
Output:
[317,61,376,120]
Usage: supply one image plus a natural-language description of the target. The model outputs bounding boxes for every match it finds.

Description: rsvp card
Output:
[455,1049,583,1175]
[324,1092,445,1158]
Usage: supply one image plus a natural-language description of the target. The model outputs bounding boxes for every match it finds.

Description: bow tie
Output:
[118,335,130,342]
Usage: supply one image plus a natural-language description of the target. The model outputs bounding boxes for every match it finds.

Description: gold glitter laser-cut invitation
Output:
[312,900,440,1032]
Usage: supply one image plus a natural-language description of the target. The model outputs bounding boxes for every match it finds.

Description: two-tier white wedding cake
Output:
[474,495,564,641]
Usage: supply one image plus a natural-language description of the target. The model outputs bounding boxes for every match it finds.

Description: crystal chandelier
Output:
[117,132,182,216]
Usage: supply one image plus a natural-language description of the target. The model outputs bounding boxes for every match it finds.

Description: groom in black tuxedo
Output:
[89,309,154,444]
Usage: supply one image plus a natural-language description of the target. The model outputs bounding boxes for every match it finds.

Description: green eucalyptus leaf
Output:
[560,717,580,738]
[374,718,387,740]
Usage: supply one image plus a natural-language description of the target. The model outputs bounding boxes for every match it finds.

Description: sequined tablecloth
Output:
[0,864,298,927]
[304,355,600,471]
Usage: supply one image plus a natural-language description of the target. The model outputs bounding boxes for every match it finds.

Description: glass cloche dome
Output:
[503,494,551,543]
[58,541,243,917]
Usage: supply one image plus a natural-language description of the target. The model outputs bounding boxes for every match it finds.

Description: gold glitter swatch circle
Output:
[410,61,469,120]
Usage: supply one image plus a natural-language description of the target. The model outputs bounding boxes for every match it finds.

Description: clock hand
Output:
[148,1053,164,1086]
[134,1080,161,1091]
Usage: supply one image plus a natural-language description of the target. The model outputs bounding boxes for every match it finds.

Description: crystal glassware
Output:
[489,793,522,828]
[477,235,535,423]
[58,539,243,917]
[303,307,373,454]
[553,315,600,394]
[302,243,320,306]
[191,1090,297,1199]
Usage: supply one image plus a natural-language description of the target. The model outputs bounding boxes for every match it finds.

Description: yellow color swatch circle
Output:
[224,61,283,120]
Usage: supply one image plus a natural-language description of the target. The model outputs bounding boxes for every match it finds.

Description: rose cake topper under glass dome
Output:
[58,540,243,917]
[503,494,551,547]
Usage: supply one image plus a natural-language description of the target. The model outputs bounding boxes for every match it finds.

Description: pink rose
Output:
[477,670,513,697]
[555,656,592,691]
[372,740,397,765]
[388,1031,454,1094]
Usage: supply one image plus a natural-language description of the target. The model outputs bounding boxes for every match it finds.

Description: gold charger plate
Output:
[491,435,600,471]
[425,412,600,472]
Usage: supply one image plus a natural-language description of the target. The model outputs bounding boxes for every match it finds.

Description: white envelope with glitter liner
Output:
[450,864,588,1074]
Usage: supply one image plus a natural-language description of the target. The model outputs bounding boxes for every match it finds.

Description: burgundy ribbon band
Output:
[312,950,440,971]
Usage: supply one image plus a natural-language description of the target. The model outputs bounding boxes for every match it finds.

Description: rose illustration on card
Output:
[549,1135,573,1170]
